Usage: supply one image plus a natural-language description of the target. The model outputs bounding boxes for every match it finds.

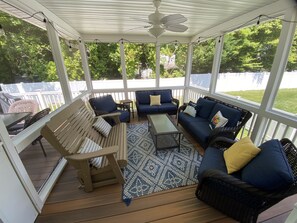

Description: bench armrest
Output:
[65,146,119,161]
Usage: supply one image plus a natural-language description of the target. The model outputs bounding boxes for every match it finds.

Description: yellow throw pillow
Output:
[150,95,161,106]
[224,136,261,174]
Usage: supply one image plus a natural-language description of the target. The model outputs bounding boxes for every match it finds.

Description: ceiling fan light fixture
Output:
[148,26,165,38]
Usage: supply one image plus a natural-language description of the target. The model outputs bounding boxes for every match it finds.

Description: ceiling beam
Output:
[81,34,191,44]
[191,0,297,42]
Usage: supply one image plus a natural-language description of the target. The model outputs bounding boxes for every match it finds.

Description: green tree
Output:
[87,43,121,80]
[0,11,55,83]
[191,39,216,74]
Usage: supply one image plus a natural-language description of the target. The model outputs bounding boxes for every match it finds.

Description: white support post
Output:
[183,43,193,103]
[45,20,72,104]
[0,119,42,213]
[78,39,93,93]
[120,40,128,99]
[251,8,297,144]
[209,35,224,95]
[156,42,160,88]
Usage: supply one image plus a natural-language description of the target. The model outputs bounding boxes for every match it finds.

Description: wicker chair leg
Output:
[38,139,47,157]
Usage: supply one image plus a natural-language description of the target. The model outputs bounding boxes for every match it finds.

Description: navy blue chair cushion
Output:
[241,139,294,191]
[116,110,130,122]
[196,98,216,119]
[89,95,117,113]
[155,89,172,103]
[136,91,151,105]
[187,121,212,148]
[137,104,159,114]
[208,103,242,127]
[158,103,177,113]
[198,147,226,181]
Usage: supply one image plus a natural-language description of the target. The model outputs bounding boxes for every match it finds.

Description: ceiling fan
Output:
[141,0,188,38]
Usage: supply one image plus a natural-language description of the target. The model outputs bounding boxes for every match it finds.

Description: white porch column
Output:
[183,43,193,103]
[209,35,224,95]
[120,40,128,99]
[78,39,93,93]
[251,8,297,144]
[156,42,161,88]
[46,20,72,104]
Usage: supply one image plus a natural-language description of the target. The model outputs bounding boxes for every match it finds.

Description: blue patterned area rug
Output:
[122,122,202,204]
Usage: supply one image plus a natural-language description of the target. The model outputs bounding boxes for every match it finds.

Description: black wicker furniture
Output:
[178,96,252,148]
[196,137,297,223]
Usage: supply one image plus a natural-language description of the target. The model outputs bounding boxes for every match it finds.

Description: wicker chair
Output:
[7,99,40,133]
[24,108,51,157]
[196,138,297,223]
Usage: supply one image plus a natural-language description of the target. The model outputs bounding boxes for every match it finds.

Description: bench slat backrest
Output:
[41,99,102,156]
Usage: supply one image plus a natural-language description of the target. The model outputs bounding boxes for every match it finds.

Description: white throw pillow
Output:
[93,116,112,137]
[209,111,228,129]
[78,137,102,168]
[183,105,196,117]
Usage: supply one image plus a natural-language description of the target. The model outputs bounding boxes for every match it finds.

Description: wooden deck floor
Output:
[34,116,297,223]
[19,138,61,191]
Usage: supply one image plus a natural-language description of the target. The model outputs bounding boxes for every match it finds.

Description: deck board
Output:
[33,116,297,223]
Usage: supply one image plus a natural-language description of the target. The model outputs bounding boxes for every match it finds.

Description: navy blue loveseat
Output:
[135,89,179,118]
[178,96,252,148]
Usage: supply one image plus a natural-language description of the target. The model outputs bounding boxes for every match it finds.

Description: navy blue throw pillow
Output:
[195,98,216,119]
[241,139,294,191]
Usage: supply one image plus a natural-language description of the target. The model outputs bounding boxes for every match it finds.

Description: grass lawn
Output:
[226,88,297,114]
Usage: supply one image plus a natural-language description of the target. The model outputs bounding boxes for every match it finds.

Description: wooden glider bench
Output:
[41,99,127,192]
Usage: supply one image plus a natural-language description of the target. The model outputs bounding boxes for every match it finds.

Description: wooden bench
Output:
[41,99,127,192]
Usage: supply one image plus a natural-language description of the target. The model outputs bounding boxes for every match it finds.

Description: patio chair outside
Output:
[7,99,39,133]
[24,108,51,157]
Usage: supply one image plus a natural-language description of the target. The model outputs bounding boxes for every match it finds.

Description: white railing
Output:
[3,80,297,146]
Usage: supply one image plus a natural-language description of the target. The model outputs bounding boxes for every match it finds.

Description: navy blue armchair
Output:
[89,95,130,123]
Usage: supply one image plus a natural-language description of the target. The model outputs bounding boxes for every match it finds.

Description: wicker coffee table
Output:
[147,114,182,155]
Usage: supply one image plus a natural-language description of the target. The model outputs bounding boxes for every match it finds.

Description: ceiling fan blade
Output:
[125,25,152,32]
[165,24,188,32]
[160,14,187,26]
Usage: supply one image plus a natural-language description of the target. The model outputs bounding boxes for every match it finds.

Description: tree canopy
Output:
[0,11,296,84]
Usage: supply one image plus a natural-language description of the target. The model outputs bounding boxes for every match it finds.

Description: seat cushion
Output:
[178,112,207,127]
[155,89,172,103]
[187,121,212,148]
[137,104,159,114]
[136,91,152,104]
[208,103,242,127]
[241,139,294,191]
[158,103,178,113]
[196,98,216,119]
[116,110,130,123]
[198,147,227,181]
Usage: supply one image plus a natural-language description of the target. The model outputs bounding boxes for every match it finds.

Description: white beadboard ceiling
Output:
[1,0,295,41]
